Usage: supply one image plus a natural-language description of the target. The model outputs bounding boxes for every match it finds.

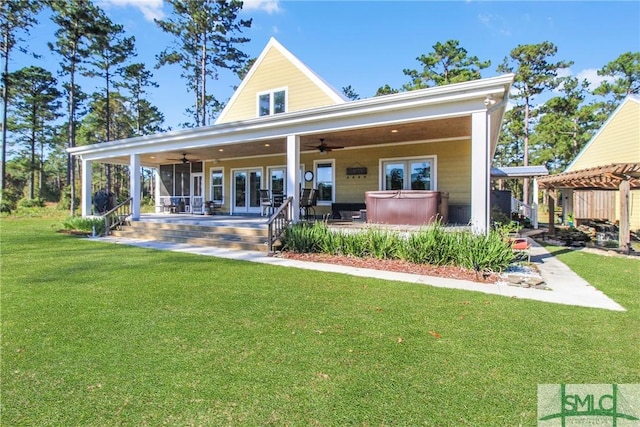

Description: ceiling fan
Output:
[168,153,196,164]
[309,138,344,153]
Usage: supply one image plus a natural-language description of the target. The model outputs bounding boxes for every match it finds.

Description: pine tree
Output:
[7,66,62,199]
[118,63,164,136]
[403,40,491,90]
[0,0,42,197]
[593,51,640,113]
[49,0,105,214]
[497,42,572,204]
[156,0,251,127]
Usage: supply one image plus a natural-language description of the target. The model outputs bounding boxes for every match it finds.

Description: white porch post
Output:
[81,158,92,217]
[532,178,539,229]
[154,167,162,213]
[130,154,141,220]
[470,110,490,234]
[286,134,300,222]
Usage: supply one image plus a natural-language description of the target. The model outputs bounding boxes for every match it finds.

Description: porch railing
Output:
[266,196,293,254]
[511,197,538,229]
[102,197,132,236]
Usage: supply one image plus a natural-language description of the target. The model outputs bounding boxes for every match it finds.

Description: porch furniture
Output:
[509,237,531,263]
[364,190,449,225]
[273,193,284,208]
[331,202,366,220]
[260,189,274,216]
[300,188,318,220]
[191,198,204,214]
[204,201,221,215]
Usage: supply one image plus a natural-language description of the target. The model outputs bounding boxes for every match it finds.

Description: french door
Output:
[190,173,204,213]
[232,169,262,214]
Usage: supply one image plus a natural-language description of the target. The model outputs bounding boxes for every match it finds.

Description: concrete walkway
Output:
[95,236,626,312]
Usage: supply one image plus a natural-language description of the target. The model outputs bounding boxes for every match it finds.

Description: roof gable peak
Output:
[215,37,347,124]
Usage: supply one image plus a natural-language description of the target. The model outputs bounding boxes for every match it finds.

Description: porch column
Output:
[81,158,92,217]
[532,178,539,229]
[130,154,141,220]
[286,134,300,222]
[470,110,490,234]
[547,193,556,235]
[619,179,630,253]
[154,167,162,213]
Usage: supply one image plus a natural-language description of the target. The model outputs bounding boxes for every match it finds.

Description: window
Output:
[315,160,334,204]
[257,89,287,117]
[210,168,224,203]
[268,167,285,195]
[381,157,436,191]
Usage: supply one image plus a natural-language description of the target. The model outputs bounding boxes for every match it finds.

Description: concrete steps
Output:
[110,220,269,252]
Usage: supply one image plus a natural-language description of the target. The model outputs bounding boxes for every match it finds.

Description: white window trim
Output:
[378,155,437,191]
[313,159,335,205]
[209,166,225,203]
[256,87,288,117]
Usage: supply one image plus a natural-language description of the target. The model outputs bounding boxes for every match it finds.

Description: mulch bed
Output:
[281,252,500,283]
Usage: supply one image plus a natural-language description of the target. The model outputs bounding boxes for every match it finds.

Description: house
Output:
[69,38,514,233]
[537,94,640,250]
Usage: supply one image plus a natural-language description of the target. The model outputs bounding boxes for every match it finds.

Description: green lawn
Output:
[1,216,639,426]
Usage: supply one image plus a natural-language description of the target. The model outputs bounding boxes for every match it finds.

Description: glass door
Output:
[190,173,204,213]
[233,169,262,214]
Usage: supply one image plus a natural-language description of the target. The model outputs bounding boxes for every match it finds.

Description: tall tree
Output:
[156,0,251,127]
[497,41,572,204]
[118,63,164,136]
[342,85,360,100]
[531,77,596,172]
[403,40,491,90]
[85,12,135,191]
[6,66,62,199]
[49,0,105,215]
[593,51,640,113]
[0,0,42,198]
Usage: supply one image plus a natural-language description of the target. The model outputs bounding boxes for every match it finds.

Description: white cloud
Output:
[576,68,614,89]
[477,13,510,37]
[98,0,165,21]
[242,0,282,14]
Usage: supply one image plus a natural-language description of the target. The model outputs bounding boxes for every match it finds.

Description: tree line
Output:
[1,0,250,213]
[2,1,638,213]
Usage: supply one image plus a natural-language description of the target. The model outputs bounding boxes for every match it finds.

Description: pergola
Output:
[537,163,640,252]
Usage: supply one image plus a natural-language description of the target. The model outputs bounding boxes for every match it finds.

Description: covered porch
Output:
[70,75,513,234]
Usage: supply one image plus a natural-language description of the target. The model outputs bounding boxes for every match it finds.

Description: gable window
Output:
[381,157,436,191]
[314,160,335,204]
[258,89,287,117]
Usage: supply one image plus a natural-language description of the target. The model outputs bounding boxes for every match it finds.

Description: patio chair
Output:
[510,237,531,263]
[300,188,318,220]
[260,189,274,216]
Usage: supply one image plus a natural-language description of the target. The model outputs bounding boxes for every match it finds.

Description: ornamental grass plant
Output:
[282,222,515,272]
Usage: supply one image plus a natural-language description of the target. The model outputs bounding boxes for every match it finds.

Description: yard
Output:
[1,215,639,426]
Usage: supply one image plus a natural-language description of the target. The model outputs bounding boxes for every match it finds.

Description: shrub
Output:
[17,197,46,208]
[281,222,515,272]
[62,216,106,236]
[281,221,330,253]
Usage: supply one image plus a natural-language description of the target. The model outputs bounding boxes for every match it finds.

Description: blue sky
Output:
[12,0,640,129]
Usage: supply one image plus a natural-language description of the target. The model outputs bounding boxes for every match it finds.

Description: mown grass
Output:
[1,217,639,426]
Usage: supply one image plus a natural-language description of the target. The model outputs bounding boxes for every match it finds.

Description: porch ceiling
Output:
[111,116,471,166]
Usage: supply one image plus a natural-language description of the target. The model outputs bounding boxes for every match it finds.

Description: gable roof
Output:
[214,37,348,124]
[565,94,640,172]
